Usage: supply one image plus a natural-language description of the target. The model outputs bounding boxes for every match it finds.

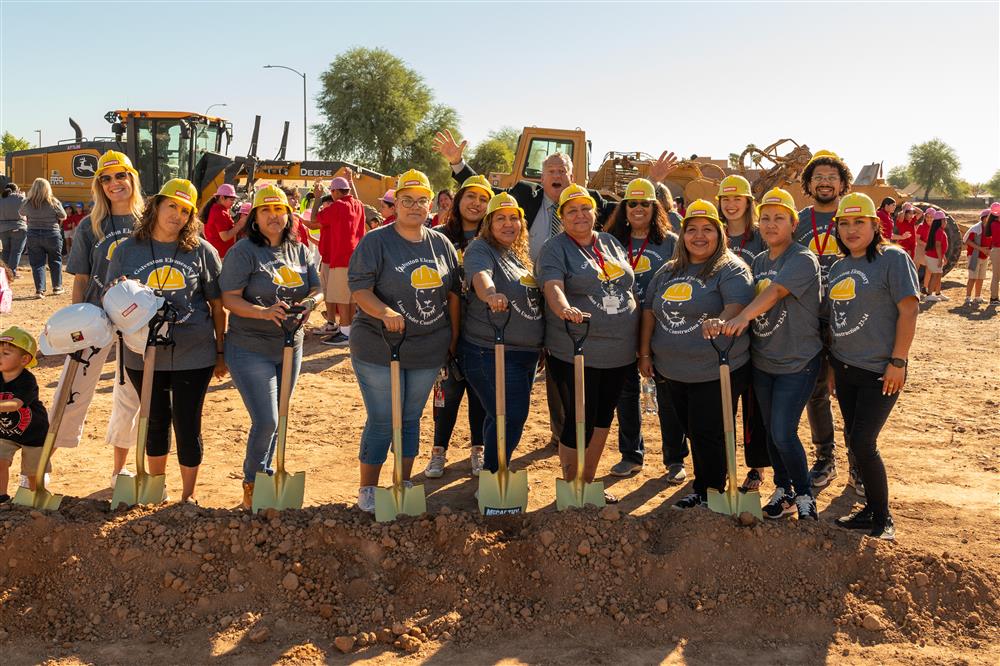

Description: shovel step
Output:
[374,483,426,522]
[555,478,605,511]
[707,488,763,520]
[478,469,528,515]
[12,486,63,511]
[251,471,306,512]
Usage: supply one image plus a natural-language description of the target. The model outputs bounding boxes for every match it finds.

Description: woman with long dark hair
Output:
[201,183,244,258]
[919,209,948,301]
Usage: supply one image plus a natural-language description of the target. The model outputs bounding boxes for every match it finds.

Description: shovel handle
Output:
[280,304,308,346]
[709,332,737,365]
[487,307,512,344]
[564,314,591,355]
[381,326,407,361]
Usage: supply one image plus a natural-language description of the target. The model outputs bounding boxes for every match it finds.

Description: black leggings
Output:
[126,366,214,467]
[433,365,486,450]
[546,356,629,449]
[740,383,771,469]
[832,360,898,522]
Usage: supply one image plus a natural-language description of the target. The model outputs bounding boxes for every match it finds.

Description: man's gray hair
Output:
[542,152,573,173]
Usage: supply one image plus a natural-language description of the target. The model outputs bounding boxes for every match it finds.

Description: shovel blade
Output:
[478,469,528,515]
[12,486,63,511]
[374,483,426,522]
[555,478,605,511]
[252,471,306,512]
[706,488,737,516]
[737,489,763,520]
[137,474,167,505]
[110,475,140,510]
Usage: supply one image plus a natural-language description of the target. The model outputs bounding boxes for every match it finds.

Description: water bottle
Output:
[640,376,658,415]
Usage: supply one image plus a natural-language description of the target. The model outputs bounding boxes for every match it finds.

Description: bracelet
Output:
[638,354,651,358]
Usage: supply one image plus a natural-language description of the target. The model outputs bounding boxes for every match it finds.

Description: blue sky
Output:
[2,1,998,181]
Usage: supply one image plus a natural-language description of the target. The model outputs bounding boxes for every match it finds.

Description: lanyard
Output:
[810,208,836,257]
[148,239,181,294]
[570,233,612,282]
[628,235,650,269]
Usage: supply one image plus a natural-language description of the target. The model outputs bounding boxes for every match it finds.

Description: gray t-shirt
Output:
[627,233,677,305]
[795,206,841,321]
[218,238,320,363]
[348,225,460,368]
[667,211,683,234]
[644,259,754,383]
[106,237,223,372]
[537,232,638,368]
[19,200,66,232]
[461,239,544,352]
[827,246,919,374]
[750,243,822,375]
[66,214,137,305]
[0,194,26,232]
[727,228,767,268]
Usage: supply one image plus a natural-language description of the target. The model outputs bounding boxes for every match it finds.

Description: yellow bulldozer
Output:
[4,110,394,208]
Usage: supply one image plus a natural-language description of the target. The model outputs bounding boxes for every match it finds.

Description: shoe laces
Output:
[794,494,815,515]
[767,487,788,504]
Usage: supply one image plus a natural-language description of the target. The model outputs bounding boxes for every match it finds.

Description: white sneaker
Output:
[937,294,949,301]
[964,298,972,307]
[111,467,135,489]
[314,322,339,336]
[971,297,983,306]
[470,446,485,477]
[925,294,941,302]
[19,473,50,488]
[358,486,376,513]
[424,446,446,478]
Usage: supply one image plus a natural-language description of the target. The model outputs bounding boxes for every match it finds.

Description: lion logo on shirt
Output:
[517,273,541,319]
[829,271,870,337]
[409,264,444,321]
[146,266,186,291]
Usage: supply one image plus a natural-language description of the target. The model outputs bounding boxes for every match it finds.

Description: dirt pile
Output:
[1,499,996,661]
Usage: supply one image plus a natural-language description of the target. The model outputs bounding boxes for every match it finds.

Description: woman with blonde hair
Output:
[19,178,66,297]
[106,178,227,504]
[47,151,146,486]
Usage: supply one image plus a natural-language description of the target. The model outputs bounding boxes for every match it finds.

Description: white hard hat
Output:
[39,303,115,356]
[121,325,149,355]
[102,279,165,335]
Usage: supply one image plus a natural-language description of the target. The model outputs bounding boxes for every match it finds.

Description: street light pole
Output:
[35,129,41,148]
[263,64,307,160]
[204,103,227,116]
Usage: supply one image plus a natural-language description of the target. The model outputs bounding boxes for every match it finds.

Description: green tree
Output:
[487,126,520,154]
[887,165,910,189]
[986,169,1000,197]
[908,139,961,199]
[0,131,31,156]
[313,47,458,186]
[468,139,513,179]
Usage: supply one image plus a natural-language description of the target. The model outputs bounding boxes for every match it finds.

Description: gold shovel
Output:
[375,327,426,522]
[13,352,85,511]
[478,308,528,515]
[252,304,308,512]
[556,316,604,510]
[706,334,763,520]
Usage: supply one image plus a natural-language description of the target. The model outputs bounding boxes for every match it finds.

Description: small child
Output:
[963,210,991,307]
[0,326,49,502]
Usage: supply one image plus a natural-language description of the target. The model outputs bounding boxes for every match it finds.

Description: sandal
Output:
[603,491,619,504]
[739,469,763,492]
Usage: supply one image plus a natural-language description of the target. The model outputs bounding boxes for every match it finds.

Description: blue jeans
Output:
[458,338,537,473]
[752,353,822,497]
[26,229,62,293]
[0,228,27,274]
[353,357,438,465]
[226,339,303,483]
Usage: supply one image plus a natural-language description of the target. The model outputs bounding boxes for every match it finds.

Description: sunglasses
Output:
[99,172,130,184]
[626,201,651,209]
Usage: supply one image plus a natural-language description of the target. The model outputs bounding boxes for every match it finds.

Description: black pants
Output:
[664,363,749,496]
[546,356,629,449]
[832,361,898,522]
[740,382,771,469]
[617,364,687,467]
[433,364,486,450]
[126,366,214,467]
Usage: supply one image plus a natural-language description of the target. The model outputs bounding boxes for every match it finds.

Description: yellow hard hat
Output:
[410,264,443,289]
[396,169,433,199]
[252,184,292,213]
[623,178,655,201]
[756,188,798,219]
[157,178,198,211]
[682,199,721,224]
[834,192,877,220]
[806,149,841,167]
[717,175,752,199]
[460,175,494,199]
[96,150,139,178]
[557,184,597,217]
[486,192,524,218]
[0,326,38,368]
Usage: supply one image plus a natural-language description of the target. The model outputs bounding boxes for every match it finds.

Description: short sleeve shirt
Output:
[66,214,137,305]
[750,243,823,375]
[0,370,48,446]
[827,246,919,374]
[627,233,677,305]
[727,228,767,268]
[347,225,460,368]
[218,238,320,363]
[536,232,638,368]
[106,237,223,372]
[461,239,544,352]
[644,260,754,383]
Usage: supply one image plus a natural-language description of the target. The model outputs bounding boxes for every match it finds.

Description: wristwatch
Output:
[889,357,907,368]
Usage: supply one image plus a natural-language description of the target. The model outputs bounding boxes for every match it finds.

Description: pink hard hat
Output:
[329,177,350,190]
[991,202,1000,215]
[381,189,395,204]
[901,202,913,211]
[980,209,991,219]
[932,209,947,220]
[239,202,252,216]
[215,183,237,198]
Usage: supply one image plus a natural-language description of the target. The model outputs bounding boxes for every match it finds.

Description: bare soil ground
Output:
[1,213,997,664]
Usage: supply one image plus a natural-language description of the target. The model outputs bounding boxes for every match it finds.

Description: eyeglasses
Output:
[626,201,651,209]
[99,172,130,184]
[398,196,430,209]
[810,174,841,184]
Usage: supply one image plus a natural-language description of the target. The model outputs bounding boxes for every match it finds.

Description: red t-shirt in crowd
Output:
[62,212,82,231]
[876,209,894,241]
[965,224,990,261]
[919,225,948,259]
[291,214,311,245]
[204,202,236,258]
[316,194,365,268]
[983,218,1000,249]
[381,214,396,227]
[895,217,916,257]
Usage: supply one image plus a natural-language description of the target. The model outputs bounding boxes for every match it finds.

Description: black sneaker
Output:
[868,515,895,541]
[794,494,818,520]
[835,505,875,530]
[847,468,866,498]
[763,488,796,519]
[672,493,705,510]
[0,493,10,503]
[990,299,1000,306]
[321,332,350,347]
[809,458,837,488]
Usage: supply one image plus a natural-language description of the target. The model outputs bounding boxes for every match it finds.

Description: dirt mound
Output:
[1,500,997,663]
